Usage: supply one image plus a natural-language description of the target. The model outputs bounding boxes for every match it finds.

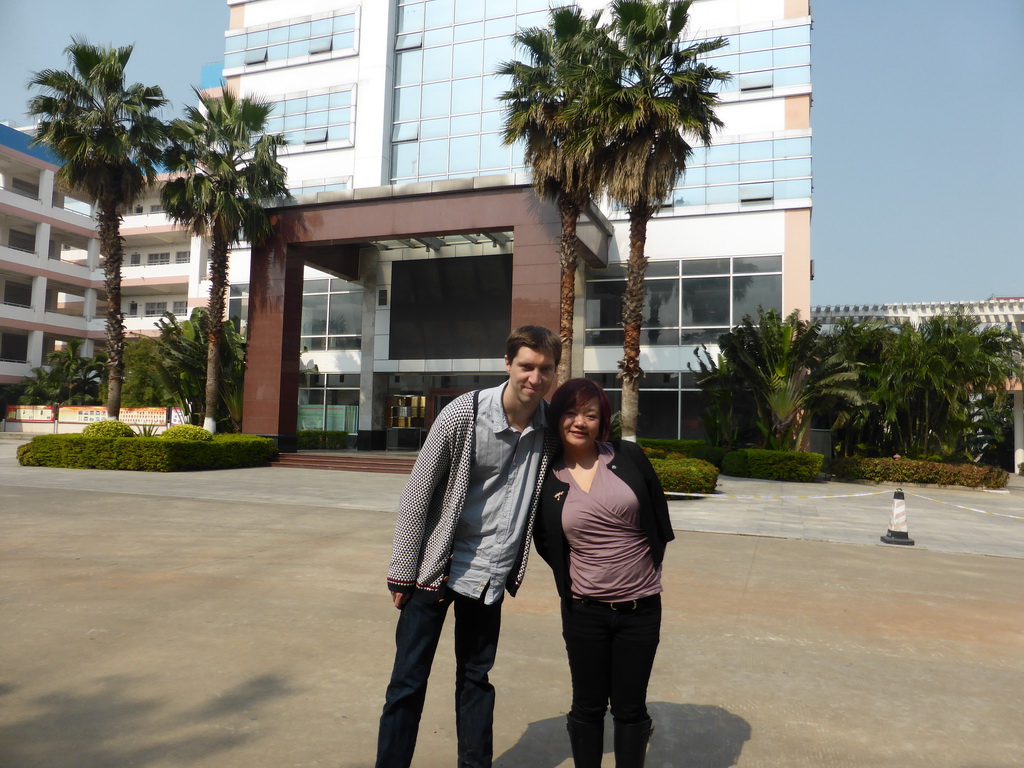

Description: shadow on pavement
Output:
[496,701,751,768]
[0,673,296,768]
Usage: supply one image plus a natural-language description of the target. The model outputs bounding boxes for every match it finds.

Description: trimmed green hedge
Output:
[722,448,824,482]
[649,457,719,495]
[832,457,1008,489]
[638,438,727,468]
[296,430,350,450]
[162,424,213,441]
[82,420,135,438]
[17,433,277,472]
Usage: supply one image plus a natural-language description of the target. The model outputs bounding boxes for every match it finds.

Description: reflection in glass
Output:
[682,277,729,326]
[733,274,781,323]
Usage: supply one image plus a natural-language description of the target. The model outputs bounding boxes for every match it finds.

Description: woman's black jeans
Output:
[560,595,661,724]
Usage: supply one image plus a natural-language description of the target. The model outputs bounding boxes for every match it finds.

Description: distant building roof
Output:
[0,122,60,166]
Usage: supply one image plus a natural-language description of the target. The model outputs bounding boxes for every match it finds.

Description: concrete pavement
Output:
[1,437,1022,767]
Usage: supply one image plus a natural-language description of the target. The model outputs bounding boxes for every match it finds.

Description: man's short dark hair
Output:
[505,326,561,366]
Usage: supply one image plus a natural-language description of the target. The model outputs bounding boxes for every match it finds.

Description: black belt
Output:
[572,594,661,611]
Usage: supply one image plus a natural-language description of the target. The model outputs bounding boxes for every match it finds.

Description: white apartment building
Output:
[0,123,102,386]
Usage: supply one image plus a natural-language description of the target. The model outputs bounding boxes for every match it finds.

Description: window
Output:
[130,253,142,266]
[7,229,35,252]
[268,88,354,148]
[224,10,358,70]
[585,256,783,346]
[300,279,362,353]
[144,301,167,317]
[0,331,30,362]
[3,280,32,307]
[175,251,191,264]
[147,252,170,266]
[172,301,187,315]
[149,204,164,213]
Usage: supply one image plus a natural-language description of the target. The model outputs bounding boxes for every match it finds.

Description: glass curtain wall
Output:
[390,0,573,183]
[585,256,783,347]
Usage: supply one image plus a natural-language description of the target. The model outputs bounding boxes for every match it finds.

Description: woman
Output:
[534,378,673,768]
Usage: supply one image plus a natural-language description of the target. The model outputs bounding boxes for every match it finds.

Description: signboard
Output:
[5,405,55,422]
[119,407,168,426]
[58,406,108,424]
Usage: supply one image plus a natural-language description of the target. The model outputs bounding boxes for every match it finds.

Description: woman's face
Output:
[559,397,601,451]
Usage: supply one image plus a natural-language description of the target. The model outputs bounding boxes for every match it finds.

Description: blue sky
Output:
[1,0,1020,307]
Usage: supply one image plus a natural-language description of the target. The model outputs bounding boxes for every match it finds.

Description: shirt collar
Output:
[488,382,547,434]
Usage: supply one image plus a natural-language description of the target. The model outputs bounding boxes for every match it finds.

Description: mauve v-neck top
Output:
[553,443,662,601]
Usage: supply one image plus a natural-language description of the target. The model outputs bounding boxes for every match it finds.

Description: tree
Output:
[698,309,861,451]
[817,313,1024,461]
[161,90,286,432]
[122,335,174,407]
[154,308,247,430]
[570,0,729,439]
[499,6,604,384]
[17,338,107,407]
[28,38,167,419]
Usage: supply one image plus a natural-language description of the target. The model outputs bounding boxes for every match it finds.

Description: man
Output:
[376,326,561,768]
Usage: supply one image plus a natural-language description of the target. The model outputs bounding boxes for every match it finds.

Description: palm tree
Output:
[569,0,728,439]
[708,309,861,451]
[161,90,287,433]
[17,338,106,407]
[499,6,604,384]
[28,38,168,419]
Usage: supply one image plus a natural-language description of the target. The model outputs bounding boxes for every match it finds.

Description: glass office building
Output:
[217,0,813,444]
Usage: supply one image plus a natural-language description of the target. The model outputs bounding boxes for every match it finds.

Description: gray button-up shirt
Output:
[448,382,546,605]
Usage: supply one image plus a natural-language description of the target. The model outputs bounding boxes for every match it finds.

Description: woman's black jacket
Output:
[533,439,674,600]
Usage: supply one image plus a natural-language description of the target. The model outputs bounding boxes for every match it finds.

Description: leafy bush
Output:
[722,448,824,482]
[82,420,135,438]
[162,424,213,441]
[721,449,751,477]
[832,457,1007,489]
[649,457,719,495]
[639,438,726,468]
[296,430,350,450]
[17,434,276,472]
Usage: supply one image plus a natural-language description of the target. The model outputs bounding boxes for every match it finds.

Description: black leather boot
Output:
[566,713,604,768]
[613,718,653,768]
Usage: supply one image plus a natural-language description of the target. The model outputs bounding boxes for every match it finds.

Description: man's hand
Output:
[391,590,411,609]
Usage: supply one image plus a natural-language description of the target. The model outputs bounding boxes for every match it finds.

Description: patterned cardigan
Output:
[386,389,559,603]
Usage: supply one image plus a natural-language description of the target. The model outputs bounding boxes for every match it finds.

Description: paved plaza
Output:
[1,435,1022,767]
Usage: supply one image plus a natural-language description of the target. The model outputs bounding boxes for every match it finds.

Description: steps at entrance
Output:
[269,452,415,474]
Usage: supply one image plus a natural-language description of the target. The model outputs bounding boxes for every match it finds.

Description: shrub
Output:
[722,449,751,477]
[722,448,823,482]
[832,457,1007,489]
[82,420,135,438]
[162,424,213,441]
[296,430,350,450]
[649,457,719,496]
[16,433,276,472]
[638,438,726,468]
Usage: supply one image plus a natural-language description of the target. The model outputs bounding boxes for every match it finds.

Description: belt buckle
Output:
[611,600,638,611]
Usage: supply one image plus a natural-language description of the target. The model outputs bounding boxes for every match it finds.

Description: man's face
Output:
[504,346,556,412]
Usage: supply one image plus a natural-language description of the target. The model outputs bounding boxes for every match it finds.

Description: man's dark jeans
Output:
[375,589,503,768]
[560,596,661,724]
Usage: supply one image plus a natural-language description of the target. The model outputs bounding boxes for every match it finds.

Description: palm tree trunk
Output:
[98,201,125,420]
[204,236,229,433]
[557,195,581,386]
[618,205,652,441]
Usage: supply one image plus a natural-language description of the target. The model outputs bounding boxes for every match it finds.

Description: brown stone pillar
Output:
[242,217,304,451]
